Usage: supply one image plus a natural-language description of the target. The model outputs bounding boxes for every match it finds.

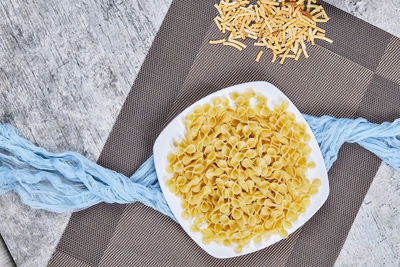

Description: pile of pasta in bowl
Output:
[166,89,321,253]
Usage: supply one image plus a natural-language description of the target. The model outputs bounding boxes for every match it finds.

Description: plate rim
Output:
[153,81,329,258]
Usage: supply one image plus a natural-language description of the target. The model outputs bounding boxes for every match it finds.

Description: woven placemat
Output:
[49,1,400,266]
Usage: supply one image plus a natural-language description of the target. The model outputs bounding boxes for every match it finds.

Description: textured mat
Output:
[49,1,400,266]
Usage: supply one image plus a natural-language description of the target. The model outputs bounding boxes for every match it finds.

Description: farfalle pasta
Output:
[166,89,321,253]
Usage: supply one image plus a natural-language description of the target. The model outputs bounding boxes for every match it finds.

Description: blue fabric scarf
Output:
[0,115,399,220]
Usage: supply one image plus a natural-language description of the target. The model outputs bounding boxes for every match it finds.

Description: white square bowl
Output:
[153,81,329,258]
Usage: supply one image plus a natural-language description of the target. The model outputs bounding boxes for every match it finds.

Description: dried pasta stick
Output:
[314,35,333,43]
[271,52,277,63]
[214,17,222,31]
[229,34,247,48]
[256,50,264,62]
[300,39,309,58]
[280,48,290,64]
[295,48,303,60]
[223,41,243,51]
[209,38,226,44]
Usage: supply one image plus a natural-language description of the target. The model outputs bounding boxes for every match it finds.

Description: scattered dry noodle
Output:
[223,41,243,51]
[210,0,332,63]
[209,38,226,44]
[256,50,264,62]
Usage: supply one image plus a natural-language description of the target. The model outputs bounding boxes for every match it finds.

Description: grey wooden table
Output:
[0,0,399,266]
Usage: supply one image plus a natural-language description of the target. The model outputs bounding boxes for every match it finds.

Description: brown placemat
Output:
[49,1,400,266]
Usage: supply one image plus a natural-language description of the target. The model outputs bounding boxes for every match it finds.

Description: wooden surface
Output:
[0,0,399,266]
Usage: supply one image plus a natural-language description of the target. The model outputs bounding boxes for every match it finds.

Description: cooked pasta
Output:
[166,89,321,253]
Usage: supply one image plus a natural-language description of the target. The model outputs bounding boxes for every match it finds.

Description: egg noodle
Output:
[209,0,332,64]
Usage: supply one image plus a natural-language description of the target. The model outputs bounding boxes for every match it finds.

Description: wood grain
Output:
[0,0,399,266]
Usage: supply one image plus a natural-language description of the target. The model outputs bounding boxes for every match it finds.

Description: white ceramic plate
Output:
[153,81,329,258]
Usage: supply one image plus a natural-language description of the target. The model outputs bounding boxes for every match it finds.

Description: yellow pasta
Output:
[166,89,320,253]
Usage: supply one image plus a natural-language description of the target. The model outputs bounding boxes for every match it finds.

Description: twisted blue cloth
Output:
[0,115,399,219]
